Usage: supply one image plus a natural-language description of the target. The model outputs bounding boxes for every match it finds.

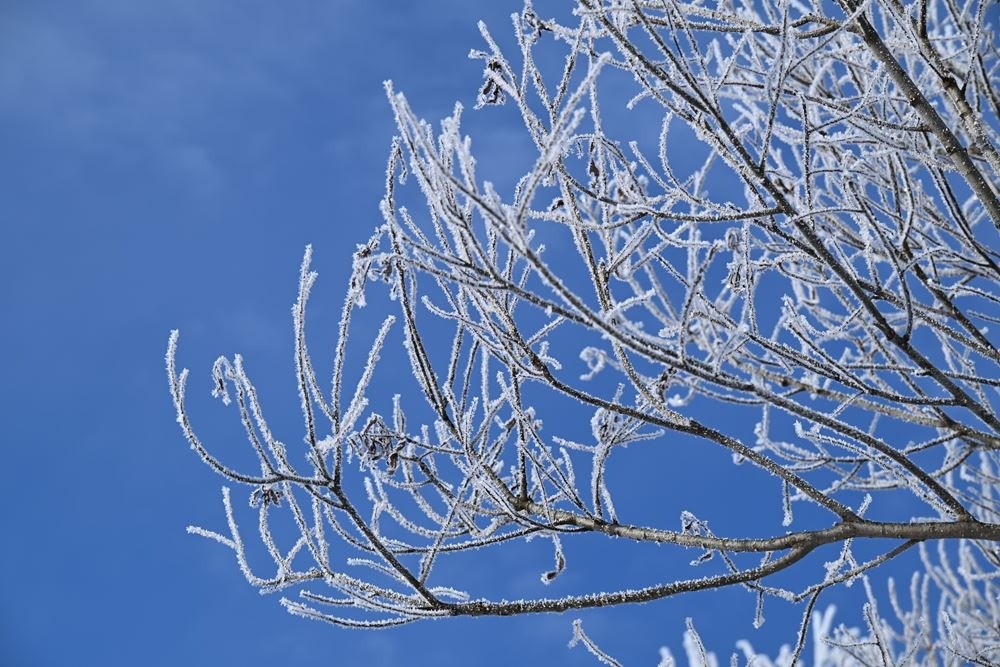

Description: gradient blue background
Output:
[2,2,954,665]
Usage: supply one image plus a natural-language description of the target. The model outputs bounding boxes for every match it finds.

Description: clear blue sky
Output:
[1,2,934,665]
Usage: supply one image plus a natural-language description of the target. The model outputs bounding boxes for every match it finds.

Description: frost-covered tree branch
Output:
[169,0,1000,662]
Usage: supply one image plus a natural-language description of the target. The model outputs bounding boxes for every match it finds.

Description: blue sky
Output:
[0,2,946,665]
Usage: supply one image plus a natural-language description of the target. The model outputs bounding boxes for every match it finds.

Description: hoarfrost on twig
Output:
[167,0,1000,661]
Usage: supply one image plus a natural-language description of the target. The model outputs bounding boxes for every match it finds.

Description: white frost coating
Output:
[568,619,622,666]
[656,646,675,667]
[166,0,1000,661]
[681,620,718,667]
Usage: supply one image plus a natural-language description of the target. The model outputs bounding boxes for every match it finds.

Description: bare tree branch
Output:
[169,0,1000,662]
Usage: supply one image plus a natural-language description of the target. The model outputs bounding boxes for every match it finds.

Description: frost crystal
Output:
[167,0,1000,662]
